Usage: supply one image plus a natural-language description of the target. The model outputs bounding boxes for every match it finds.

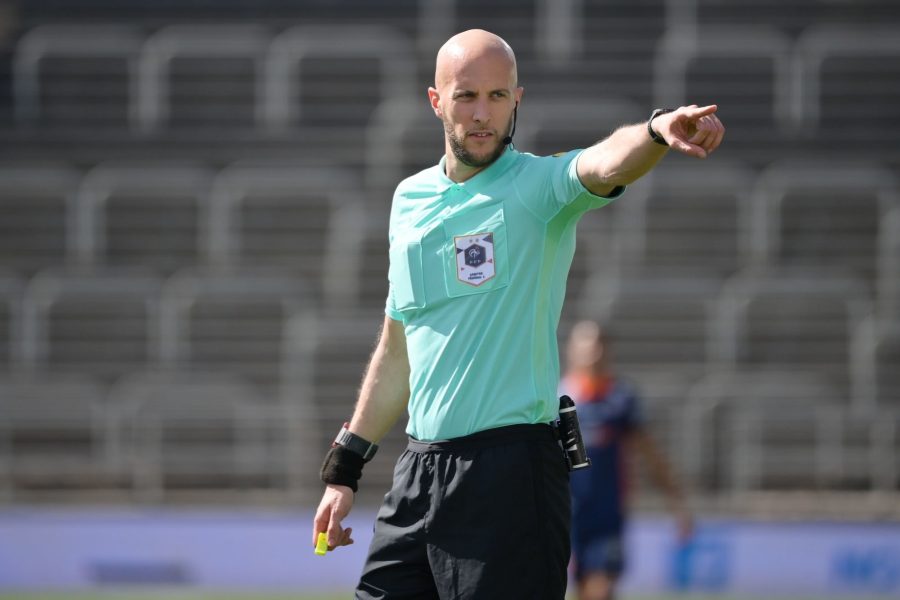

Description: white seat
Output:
[263,24,416,130]
[110,371,283,500]
[749,162,899,283]
[682,369,843,491]
[75,162,212,272]
[0,375,114,497]
[159,268,316,390]
[208,163,366,310]
[0,165,81,273]
[22,268,163,380]
[137,24,271,132]
[714,271,872,391]
[14,25,142,128]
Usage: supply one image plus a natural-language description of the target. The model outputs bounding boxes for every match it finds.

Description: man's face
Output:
[429,50,523,169]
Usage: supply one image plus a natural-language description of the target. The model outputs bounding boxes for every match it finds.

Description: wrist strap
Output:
[648,108,674,146]
[333,423,378,461]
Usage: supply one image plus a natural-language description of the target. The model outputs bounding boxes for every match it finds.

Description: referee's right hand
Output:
[313,484,355,551]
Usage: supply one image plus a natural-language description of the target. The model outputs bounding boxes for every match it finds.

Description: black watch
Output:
[333,423,379,462]
[648,108,674,146]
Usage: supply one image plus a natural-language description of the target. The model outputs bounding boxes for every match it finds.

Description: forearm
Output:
[577,122,668,195]
[632,432,688,514]
[647,455,688,513]
[347,318,410,443]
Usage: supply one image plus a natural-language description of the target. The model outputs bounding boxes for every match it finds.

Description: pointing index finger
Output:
[683,104,717,119]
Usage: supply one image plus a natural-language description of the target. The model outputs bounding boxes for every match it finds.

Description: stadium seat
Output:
[749,162,899,284]
[21,269,163,381]
[513,96,644,157]
[616,160,756,278]
[879,207,900,318]
[262,24,416,131]
[13,25,142,130]
[793,24,900,146]
[579,0,666,103]
[682,369,843,491]
[0,374,116,499]
[874,326,900,411]
[580,272,723,375]
[364,97,443,197]
[137,24,270,132]
[74,162,212,272]
[0,165,81,274]
[695,0,826,36]
[654,26,792,148]
[207,163,367,310]
[714,271,872,393]
[109,371,284,500]
[0,271,23,369]
[159,268,315,389]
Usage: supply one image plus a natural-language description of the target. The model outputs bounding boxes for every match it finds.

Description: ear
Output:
[427,87,442,118]
[514,86,524,105]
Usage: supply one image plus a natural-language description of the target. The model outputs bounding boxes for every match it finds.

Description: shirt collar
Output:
[436,146,519,192]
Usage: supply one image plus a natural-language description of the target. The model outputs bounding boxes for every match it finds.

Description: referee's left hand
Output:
[654,104,725,159]
[313,484,355,551]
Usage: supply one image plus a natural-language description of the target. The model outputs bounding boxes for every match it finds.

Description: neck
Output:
[443,144,507,183]
[444,152,486,183]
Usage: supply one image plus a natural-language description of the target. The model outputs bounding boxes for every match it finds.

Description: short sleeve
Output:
[385,287,404,322]
[513,149,625,222]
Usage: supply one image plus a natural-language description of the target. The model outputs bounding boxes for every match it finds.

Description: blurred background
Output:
[0,0,898,598]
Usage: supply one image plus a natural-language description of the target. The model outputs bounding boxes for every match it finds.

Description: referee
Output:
[313,29,724,599]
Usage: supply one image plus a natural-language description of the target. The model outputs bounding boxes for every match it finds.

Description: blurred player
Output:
[562,320,693,600]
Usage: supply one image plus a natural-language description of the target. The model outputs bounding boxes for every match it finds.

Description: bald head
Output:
[428,29,522,180]
[435,29,517,90]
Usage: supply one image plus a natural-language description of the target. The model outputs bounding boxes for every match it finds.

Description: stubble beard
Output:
[445,119,511,169]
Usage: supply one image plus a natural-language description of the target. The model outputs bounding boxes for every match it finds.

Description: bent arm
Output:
[576,122,669,197]
[628,429,694,539]
[577,104,724,197]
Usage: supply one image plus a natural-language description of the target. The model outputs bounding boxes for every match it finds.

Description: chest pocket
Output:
[441,203,510,298]
[388,235,426,311]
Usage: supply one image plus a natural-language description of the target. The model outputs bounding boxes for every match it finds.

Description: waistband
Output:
[407,423,558,453]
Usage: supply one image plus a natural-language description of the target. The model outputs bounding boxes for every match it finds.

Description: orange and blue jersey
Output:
[560,373,643,537]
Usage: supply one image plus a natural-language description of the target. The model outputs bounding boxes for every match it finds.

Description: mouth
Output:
[467,131,494,139]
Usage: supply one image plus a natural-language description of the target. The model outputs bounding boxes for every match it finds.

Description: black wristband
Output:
[320,445,365,492]
[648,108,674,146]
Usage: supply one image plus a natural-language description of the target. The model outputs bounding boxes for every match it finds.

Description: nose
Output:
[472,98,490,124]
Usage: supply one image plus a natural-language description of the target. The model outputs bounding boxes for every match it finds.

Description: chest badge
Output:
[455,231,495,286]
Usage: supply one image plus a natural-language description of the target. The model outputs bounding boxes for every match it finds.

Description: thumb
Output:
[670,137,707,159]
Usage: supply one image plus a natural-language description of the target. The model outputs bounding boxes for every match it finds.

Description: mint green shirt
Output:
[386,147,623,441]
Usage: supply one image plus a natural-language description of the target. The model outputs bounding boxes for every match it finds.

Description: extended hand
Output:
[655,104,725,159]
[312,484,355,551]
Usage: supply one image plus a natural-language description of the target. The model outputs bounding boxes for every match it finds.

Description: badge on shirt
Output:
[455,232,495,286]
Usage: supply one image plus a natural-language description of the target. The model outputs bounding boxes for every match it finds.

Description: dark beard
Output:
[445,120,511,168]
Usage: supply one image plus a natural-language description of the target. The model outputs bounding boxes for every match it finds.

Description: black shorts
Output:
[573,532,626,579]
[356,423,571,600]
